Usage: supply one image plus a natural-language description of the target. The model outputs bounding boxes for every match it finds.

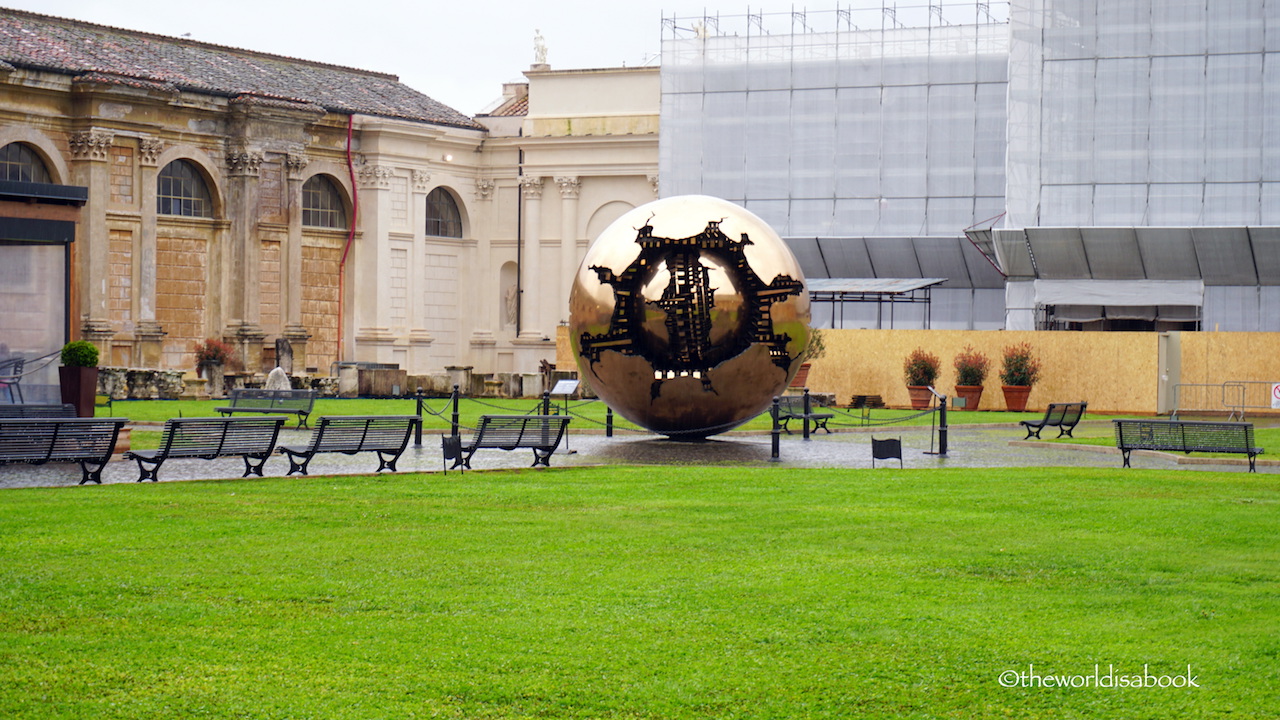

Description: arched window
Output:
[157,160,213,217]
[425,187,462,238]
[0,143,52,183]
[302,175,347,229]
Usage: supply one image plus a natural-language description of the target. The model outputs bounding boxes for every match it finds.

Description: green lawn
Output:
[1,466,1276,718]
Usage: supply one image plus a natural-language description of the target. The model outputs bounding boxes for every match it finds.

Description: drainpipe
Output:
[516,140,524,336]
[338,114,359,360]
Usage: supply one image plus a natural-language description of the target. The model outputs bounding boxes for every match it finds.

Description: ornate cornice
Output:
[284,153,308,180]
[519,175,544,200]
[555,176,581,199]
[412,169,431,191]
[69,130,115,161]
[474,178,495,201]
[226,151,265,177]
[357,164,394,189]
[139,137,163,166]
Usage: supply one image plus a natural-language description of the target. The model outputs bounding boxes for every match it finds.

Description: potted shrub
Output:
[952,345,990,410]
[903,347,940,410]
[999,342,1041,412]
[790,327,827,389]
[59,340,100,417]
[194,338,237,398]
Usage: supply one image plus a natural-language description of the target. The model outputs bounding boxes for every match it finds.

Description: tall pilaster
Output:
[69,129,115,347]
[134,136,166,366]
[556,176,581,326]
[353,163,395,361]
[282,153,311,369]
[225,149,267,370]
[519,175,544,339]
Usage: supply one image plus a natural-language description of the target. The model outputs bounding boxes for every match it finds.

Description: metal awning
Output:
[807,277,947,329]
[991,227,1280,285]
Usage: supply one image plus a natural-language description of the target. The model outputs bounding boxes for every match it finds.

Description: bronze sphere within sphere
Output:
[569,195,811,438]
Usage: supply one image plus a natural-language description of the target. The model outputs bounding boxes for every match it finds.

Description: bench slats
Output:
[1021,402,1087,439]
[217,389,316,428]
[126,417,285,481]
[0,403,77,418]
[278,415,419,475]
[775,396,835,435]
[1113,419,1262,472]
[448,414,570,470]
[0,417,128,483]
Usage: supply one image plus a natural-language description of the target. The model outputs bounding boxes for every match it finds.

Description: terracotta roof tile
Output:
[0,8,482,130]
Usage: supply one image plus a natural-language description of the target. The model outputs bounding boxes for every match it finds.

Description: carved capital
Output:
[474,178,495,201]
[357,164,394,188]
[226,151,265,177]
[69,130,115,161]
[284,153,308,180]
[648,174,660,196]
[519,175,544,200]
[139,137,164,166]
[555,176,581,199]
[412,169,431,191]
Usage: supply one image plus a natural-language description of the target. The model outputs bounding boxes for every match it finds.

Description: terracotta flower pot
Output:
[907,385,933,410]
[789,362,812,389]
[1002,385,1032,412]
[954,385,984,411]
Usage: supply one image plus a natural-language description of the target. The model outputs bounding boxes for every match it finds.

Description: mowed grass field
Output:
[1,466,1277,719]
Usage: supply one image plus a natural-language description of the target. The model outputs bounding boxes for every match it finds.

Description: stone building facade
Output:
[0,9,658,392]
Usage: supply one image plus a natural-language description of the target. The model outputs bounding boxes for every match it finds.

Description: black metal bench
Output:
[0,417,129,484]
[848,394,886,409]
[216,388,316,428]
[1020,401,1087,439]
[0,403,77,418]
[776,396,834,434]
[124,416,286,481]
[277,415,420,476]
[1113,419,1263,472]
[442,414,571,470]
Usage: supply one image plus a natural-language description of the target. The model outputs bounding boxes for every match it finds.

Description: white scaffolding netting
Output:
[1006,0,1280,228]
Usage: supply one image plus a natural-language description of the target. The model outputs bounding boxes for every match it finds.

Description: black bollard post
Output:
[770,396,781,461]
[414,386,424,447]
[450,385,460,439]
[802,388,812,441]
[542,391,551,416]
[606,406,614,437]
[938,394,949,456]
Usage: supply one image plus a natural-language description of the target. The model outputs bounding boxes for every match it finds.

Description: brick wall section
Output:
[109,146,133,205]
[260,239,281,335]
[301,243,340,370]
[390,247,407,327]
[156,234,207,368]
[108,228,132,328]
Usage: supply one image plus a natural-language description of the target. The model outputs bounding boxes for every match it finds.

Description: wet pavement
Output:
[1,419,1274,490]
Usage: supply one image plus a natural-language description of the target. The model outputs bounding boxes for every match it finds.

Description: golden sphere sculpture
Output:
[569,195,811,438]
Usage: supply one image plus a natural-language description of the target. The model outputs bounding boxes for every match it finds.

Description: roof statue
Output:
[534,29,548,65]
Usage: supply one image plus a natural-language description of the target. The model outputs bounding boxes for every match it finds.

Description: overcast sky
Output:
[0,0,795,115]
[3,1,980,116]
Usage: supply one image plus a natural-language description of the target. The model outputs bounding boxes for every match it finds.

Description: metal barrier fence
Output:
[1173,381,1279,421]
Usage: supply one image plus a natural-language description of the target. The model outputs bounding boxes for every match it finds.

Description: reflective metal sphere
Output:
[569,195,810,438]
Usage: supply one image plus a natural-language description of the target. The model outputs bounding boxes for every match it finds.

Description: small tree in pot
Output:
[999,342,1041,411]
[59,340,100,417]
[903,347,940,410]
[194,338,238,398]
[952,345,990,410]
